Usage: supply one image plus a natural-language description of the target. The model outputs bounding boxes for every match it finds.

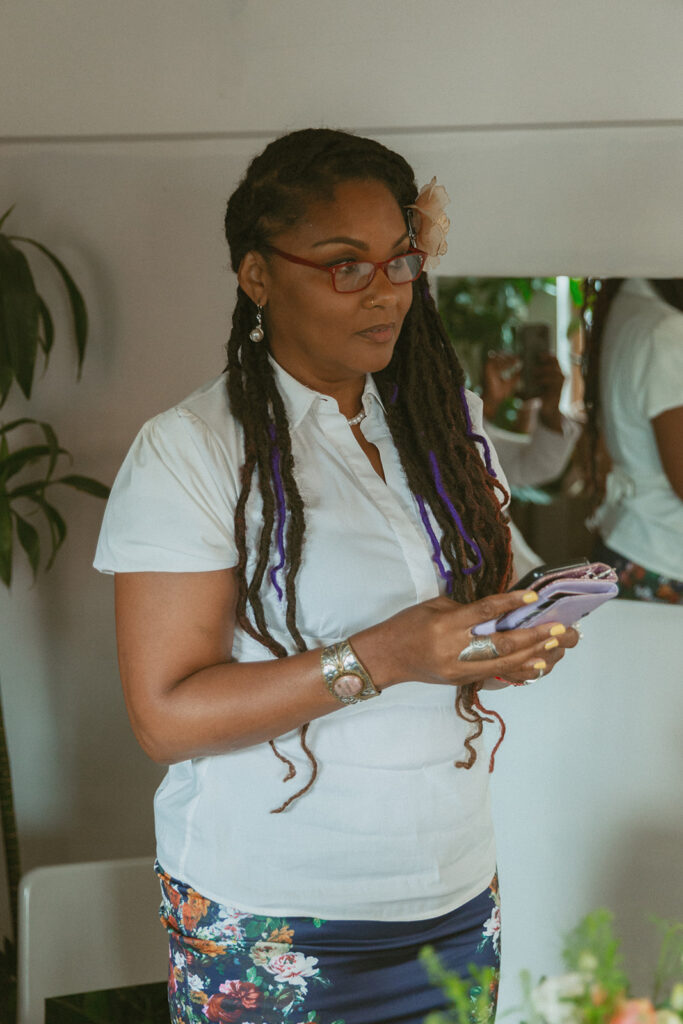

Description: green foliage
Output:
[652,918,683,1007]
[0,417,109,585]
[0,206,88,402]
[419,945,498,1023]
[562,908,628,992]
[515,909,683,1023]
[436,276,557,391]
[0,207,108,586]
[436,275,585,395]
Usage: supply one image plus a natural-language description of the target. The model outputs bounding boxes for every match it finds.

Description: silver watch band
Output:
[320,640,381,706]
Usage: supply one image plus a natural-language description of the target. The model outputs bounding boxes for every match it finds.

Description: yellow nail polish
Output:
[533,660,547,670]
[522,591,538,604]
[544,638,559,650]
[550,624,566,636]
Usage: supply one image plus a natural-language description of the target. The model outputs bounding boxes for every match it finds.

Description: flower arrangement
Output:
[421,910,683,1024]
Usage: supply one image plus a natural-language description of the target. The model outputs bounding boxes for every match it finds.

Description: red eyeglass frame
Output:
[265,245,427,293]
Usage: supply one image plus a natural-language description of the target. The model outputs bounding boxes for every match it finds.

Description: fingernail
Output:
[549,624,566,636]
[522,591,538,604]
[544,638,559,650]
[533,660,547,670]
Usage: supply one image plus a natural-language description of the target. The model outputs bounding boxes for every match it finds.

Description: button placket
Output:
[318,406,442,602]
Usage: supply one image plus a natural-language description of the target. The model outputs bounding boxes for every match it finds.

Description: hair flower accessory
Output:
[407,177,451,269]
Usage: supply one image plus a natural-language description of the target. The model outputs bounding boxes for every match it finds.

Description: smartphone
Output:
[472,559,618,636]
[515,322,551,399]
[508,560,590,592]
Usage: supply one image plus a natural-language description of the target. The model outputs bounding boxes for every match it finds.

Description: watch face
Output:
[333,674,363,699]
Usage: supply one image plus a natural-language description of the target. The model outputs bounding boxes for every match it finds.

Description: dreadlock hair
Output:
[581,278,683,503]
[224,128,514,812]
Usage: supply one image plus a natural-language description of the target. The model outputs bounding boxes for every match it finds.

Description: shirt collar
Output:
[269,355,386,430]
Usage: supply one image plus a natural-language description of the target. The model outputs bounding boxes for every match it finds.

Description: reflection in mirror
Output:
[435,275,590,577]
[435,276,683,602]
[582,278,683,603]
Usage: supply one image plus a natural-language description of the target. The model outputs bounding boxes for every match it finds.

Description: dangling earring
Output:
[249,305,265,343]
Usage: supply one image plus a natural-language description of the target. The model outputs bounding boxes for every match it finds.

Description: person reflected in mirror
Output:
[583,278,683,604]
[481,350,580,489]
[481,350,581,576]
[94,129,579,1024]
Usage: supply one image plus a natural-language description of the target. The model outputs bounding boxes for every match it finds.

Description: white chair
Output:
[17,856,169,1024]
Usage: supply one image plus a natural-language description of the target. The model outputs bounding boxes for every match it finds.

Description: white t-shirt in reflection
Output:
[94,359,506,921]
[596,278,683,579]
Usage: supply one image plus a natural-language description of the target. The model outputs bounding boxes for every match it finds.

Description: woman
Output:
[583,278,683,604]
[95,129,577,1024]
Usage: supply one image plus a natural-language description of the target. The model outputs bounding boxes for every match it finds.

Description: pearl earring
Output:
[249,305,265,343]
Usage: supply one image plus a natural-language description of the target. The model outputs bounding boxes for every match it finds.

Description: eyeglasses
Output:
[266,246,427,294]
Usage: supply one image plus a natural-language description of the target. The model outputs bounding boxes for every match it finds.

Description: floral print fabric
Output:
[156,863,500,1024]
[595,542,683,604]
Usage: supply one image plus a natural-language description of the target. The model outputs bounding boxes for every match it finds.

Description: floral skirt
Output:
[594,541,683,604]
[156,863,501,1024]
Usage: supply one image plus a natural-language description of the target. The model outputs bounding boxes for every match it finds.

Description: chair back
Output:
[17,856,168,1024]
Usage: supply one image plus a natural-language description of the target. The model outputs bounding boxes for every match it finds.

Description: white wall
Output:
[1,0,682,1012]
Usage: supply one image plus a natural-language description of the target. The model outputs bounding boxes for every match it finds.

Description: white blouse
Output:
[94,359,506,921]
[595,278,683,579]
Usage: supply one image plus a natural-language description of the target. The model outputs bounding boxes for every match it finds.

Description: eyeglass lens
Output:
[334,252,424,292]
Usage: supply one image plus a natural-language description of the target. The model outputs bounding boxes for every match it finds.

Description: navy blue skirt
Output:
[157,863,500,1024]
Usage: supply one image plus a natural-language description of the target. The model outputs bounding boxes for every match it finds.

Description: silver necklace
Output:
[347,410,367,427]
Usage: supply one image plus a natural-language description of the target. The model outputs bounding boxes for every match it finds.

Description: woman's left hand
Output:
[480,622,580,689]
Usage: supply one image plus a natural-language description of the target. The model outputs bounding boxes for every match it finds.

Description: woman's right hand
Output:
[352,589,578,690]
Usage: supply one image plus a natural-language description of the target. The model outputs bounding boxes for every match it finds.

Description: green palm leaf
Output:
[13,513,40,581]
[36,293,55,362]
[55,473,110,499]
[0,236,40,400]
[10,236,88,377]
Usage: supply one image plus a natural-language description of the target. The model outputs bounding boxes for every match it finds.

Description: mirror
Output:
[435,274,683,595]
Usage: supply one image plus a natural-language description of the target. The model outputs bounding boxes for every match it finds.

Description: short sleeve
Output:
[644,312,683,419]
[94,406,240,574]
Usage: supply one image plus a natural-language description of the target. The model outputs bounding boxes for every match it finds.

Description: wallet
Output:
[472,561,619,636]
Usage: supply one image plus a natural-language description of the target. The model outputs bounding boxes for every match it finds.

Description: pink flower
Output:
[406,177,450,269]
[264,950,319,988]
[611,999,657,1024]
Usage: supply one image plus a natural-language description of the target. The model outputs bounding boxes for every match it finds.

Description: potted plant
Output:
[0,205,109,1018]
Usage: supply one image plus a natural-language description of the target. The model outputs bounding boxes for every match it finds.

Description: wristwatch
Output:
[320,640,381,706]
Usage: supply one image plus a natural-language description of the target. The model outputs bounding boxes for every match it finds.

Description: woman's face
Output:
[253,179,415,393]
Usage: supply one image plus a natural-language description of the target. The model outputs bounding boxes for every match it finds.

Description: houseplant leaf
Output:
[0,206,15,231]
[0,444,69,483]
[0,236,40,400]
[37,293,55,363]
[0,490,12,586]
[55,474,110,499]
[13,513,40,581]
[35,497,67,569]
[10,237,88,377]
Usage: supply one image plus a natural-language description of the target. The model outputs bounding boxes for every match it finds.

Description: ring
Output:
[537,668,545,679]
[458,636,500,662]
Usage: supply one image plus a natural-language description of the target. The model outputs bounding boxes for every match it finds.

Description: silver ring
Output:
[458,636,500,662]
[537,668,545,679]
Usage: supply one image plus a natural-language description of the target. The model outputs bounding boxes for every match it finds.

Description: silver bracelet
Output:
[320,640,381,706]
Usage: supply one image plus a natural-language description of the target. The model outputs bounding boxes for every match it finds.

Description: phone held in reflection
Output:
[516,322,551,399]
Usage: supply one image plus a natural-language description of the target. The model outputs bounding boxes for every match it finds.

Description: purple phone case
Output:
[471,564,619,635]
